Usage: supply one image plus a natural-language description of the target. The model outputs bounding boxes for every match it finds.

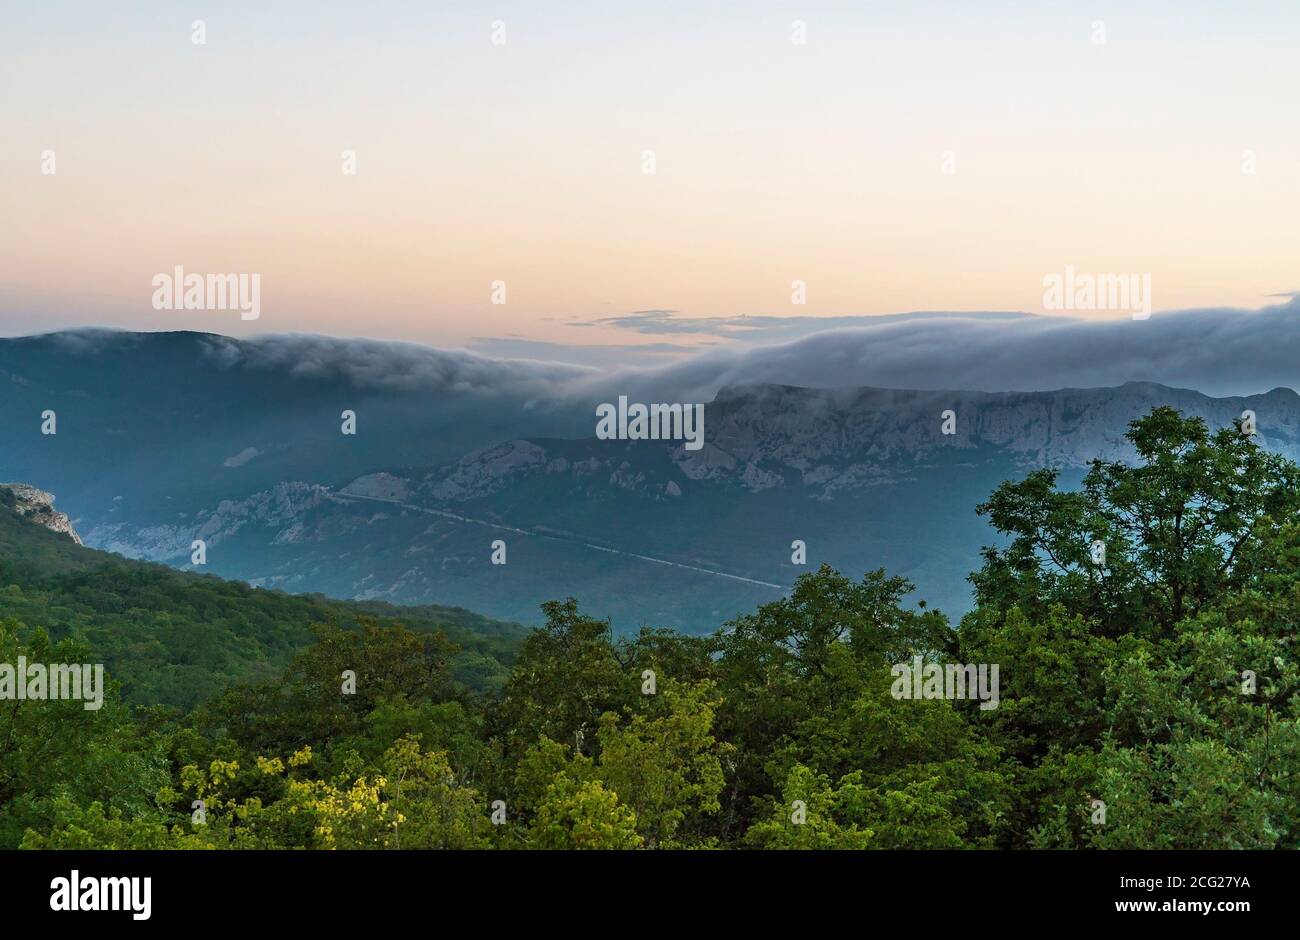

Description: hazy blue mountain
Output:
[13,333,1289,632]
[0,329,592,532]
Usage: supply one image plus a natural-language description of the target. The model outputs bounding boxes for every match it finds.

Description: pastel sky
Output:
[2,0,1297,353]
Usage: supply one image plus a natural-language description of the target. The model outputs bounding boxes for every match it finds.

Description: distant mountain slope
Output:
[380,381,1300,503]
[0,330,593,534]
[0,484,527,707]
[69,379,1300,629]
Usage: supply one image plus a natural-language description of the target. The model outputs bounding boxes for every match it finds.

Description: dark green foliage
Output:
[0,504,526,708]
[4,406,1298,849]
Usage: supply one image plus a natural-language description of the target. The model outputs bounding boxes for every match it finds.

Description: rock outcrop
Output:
[0,483,83,544]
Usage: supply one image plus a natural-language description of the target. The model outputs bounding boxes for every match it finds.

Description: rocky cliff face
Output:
[0,483,83,544]
[676,381,1300,492]
[65,380,1300,628]
[342,381,1300,504]
[77,381,1300,549]
[81,481,332,562]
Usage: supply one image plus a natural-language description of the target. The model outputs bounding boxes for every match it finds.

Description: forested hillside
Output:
[2,407,1297,849]
[0,492,525,707]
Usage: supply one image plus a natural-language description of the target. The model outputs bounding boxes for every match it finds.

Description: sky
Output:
[2,0,1297,359]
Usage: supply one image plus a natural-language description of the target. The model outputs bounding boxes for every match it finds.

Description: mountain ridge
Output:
[56,377,1300,629]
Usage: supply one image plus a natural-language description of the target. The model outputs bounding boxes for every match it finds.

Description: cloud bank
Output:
[588,299,1300,402]
[200,332,595,398]
[17,298,1300,406]
[232,300,1300,406]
